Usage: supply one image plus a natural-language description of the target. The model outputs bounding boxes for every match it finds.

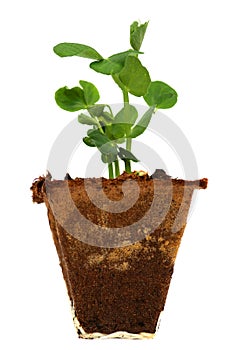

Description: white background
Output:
[1,0,245,349]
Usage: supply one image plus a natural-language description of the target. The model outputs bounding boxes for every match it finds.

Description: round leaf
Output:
[114,104,138,125]
[114,104,138,137]
[100,142,118,156]
[144,81,178,109]
[79,80,100,107]
[101,153,118,164]
[55,86,86,112]
[106,124,125,140]
[119,56,151,97]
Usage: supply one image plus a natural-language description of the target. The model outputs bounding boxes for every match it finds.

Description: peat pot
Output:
[31,170,207,339]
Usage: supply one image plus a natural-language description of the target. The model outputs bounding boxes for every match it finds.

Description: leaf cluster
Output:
[53,21,178,177]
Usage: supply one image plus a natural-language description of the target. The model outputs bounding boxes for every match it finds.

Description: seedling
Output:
[54,21,178,178]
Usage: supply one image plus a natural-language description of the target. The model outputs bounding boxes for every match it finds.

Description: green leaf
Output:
[101,111,114,122]
[100,142,118,156]
[101,153,117,164]
[79,80,100,106]
[109,50,141,65]
[88,104,106,117]
[55,86,86,112]
[90,59,121,75]
[118,147,139,162]
[112,73,126,91]
[87,129,117,154]
[78,113,98,126]
[115,138,125,144]
[106,123,125,140]
[144,81,178,109]
[87,129,110,147]
[90,50,140,75]
[87,129,119,156]
[130,106,155,138]
[53,43,103,60]
[98,116,113,127]
[113,104,138,137]
[119,56,151,96]
[114,104,138,125]
[130,21,149,51]
[83,136,96,147]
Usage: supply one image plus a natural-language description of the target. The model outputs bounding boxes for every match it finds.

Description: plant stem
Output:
[95,118,104,134]
[126,137,132,151]
[123,89,129,104]
[125,160,131,173]
[114,159,120,177]
[112,74,132,174]
[125,138,132,173]
[108,163,114,179]
[106,104,114,117]
[123,90,132,173]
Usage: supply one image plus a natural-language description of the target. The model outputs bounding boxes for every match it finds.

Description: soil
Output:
[31,170,207,337]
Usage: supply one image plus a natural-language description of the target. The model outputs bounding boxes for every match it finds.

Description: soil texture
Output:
[31,170,207,336]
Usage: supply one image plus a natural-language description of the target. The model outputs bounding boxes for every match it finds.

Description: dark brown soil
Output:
[31,171,207,336]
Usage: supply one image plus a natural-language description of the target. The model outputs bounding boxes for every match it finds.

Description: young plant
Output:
[54,21,178,178]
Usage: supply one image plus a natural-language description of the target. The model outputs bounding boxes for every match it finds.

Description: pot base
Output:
[72,307,157,339]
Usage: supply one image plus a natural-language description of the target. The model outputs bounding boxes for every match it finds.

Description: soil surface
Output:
[31,170,207,336]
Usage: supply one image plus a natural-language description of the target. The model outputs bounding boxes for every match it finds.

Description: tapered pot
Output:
[31,170,207,339]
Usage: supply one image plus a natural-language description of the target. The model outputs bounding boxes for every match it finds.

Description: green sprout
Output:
[54,21,178,179]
